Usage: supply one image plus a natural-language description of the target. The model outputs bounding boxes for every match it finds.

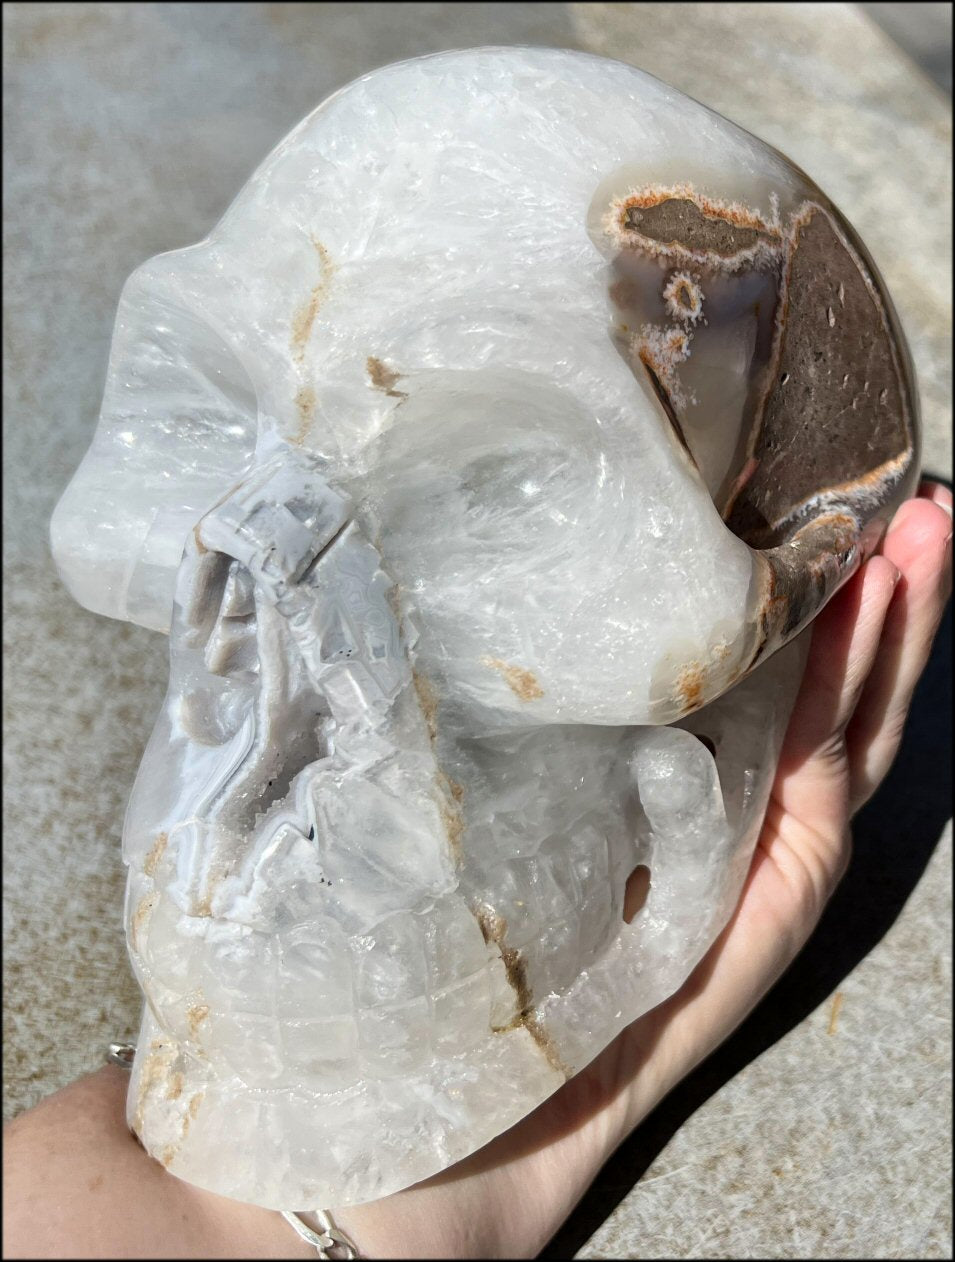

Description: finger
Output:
[767,554,899,860]
[776,554,900,772]
[846,496,953,809]
[917,478,953,515]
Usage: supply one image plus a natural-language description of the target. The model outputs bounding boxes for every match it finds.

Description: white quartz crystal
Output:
[50,47,917,1208]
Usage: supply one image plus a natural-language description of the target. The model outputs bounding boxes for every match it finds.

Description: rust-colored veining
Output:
[154,1082,204,1166]
[475,906,569,1078]
[130,892,157,951]
[412,668,439,742]
[186,1001,210,1040]
[291,239,336,363]
[636,343,696,463]
[132,1038,176,1136]
[447,776,464,803]
[435,769,465,862]
[367,355,408,398]
[482,657,545,702]
[180,1091,203,1140]
[291,293,320,362]
[410,669,466,865]
[663,271,704,323]
[143,831,167,878]
[438,796,464,863]
[635,325,691,381]
[292,384,316,446]
[476,907,532,1022]
[609,183,783,268]
[675,662,705,712]
[187,854,232,921]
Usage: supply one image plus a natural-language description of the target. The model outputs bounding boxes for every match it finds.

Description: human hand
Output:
[334,482,953,1259]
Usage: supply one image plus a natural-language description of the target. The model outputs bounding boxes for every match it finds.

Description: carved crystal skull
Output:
[51,48,918,1209]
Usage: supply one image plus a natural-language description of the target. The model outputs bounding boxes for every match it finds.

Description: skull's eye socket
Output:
[591,177,916,553]
[355,369,612,578]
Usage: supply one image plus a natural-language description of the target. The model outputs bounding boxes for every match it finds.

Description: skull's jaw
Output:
[124,451,806,1208]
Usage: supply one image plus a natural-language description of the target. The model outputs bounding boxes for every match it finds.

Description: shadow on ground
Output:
[543,482,953,1259]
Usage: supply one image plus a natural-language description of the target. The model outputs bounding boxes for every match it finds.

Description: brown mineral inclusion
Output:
[607,182,917,678]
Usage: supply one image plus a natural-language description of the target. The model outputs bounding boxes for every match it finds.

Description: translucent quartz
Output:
[50,47,918,1207]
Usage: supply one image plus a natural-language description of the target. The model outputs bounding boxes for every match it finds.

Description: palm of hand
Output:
[591,490,949,1127]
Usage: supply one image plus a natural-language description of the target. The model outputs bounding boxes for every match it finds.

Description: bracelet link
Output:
[282,1210,360,1259]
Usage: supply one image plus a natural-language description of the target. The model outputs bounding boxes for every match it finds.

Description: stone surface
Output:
[47,44,920,1208]
[3,3,950,1257]
[119,446,803,1203]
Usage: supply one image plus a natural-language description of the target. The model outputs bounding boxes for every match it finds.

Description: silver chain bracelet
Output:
[106,1043,361,1259]
[282,1209,360,1259]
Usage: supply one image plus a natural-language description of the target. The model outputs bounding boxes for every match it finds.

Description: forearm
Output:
[335,1096,620,1259]
[2,1068,311,1260]
[2,1060,630,1261]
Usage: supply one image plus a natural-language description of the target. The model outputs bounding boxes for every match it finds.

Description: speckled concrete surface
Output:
[3,5,951,1258]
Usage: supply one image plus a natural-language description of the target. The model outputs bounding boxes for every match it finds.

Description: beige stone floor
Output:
[3,4,951,1257]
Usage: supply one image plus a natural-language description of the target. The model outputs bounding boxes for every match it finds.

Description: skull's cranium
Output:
[50,48,918,1208]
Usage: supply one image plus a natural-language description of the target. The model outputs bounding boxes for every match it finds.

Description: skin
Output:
[3,482,951,1260]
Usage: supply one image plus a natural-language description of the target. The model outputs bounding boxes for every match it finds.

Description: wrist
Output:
[329,1068,644,1259]
[331,1177,501,1260]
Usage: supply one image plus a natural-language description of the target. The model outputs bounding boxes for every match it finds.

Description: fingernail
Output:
[881,562,902,597]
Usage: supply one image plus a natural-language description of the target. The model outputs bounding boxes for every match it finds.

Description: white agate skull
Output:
[51,48,918,1209]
